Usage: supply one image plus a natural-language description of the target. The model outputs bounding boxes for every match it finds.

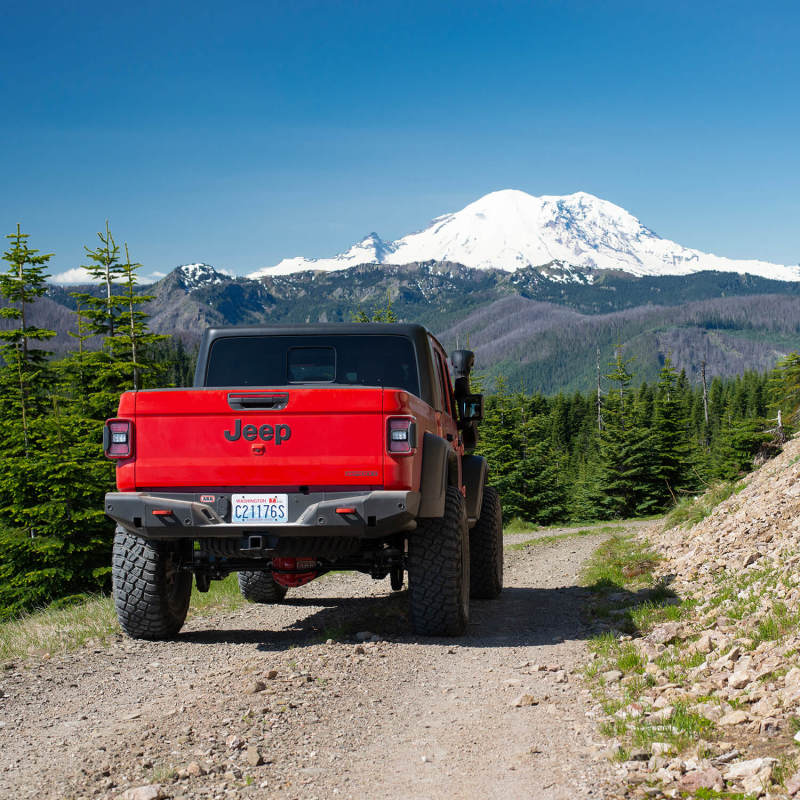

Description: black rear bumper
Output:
[104,490,420,541]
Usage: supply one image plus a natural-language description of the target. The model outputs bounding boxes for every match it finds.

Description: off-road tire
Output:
[112,529,192,640]
[408,486,470,636]
[237,570,288,603]
[469,485,503,599]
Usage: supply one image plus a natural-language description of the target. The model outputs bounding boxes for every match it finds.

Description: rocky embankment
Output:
[591,434,800,798]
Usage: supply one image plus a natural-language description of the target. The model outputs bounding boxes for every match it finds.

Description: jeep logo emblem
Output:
[224,420,292,445]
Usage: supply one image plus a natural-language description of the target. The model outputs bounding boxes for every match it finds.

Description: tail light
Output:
[387,417,417,454]
[103,419,133,459]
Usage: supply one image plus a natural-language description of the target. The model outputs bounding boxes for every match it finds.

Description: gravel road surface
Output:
[0,527,629,800]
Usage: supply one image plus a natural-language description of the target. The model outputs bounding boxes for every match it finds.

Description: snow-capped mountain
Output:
[173,263,232,290]
[261,233,399,275]
[249,190,800,282]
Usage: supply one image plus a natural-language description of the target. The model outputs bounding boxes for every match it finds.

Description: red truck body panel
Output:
[115,387,435,493]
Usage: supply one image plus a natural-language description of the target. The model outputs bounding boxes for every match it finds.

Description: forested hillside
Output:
[26,262,800,395]
[440,293,800,393]
[478,356,793,524]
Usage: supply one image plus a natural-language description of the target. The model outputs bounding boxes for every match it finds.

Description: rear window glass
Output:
[205,335,420,396]
[287,347,335,382]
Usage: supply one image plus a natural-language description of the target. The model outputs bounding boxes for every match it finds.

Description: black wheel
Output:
[112,529,192,640]
[238,570,288,603]
[408,486,470,636]
[469,485,503,599]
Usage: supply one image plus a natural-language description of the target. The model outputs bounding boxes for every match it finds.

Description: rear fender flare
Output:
[418,433,450,518]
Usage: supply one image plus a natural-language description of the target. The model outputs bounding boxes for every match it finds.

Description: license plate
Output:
[231,494,289,525]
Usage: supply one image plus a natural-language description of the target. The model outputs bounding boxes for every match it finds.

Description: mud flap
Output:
[462,454,487,525]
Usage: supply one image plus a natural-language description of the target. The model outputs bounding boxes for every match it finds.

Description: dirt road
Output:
[0,527,630,800]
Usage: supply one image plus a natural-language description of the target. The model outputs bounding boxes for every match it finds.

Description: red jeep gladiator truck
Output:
[103,323,503,639]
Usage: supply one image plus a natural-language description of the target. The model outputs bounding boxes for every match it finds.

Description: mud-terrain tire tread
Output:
[469,485,504,599]
[238,570,288,603]
[112,529,192,640]
[408,486,469,636]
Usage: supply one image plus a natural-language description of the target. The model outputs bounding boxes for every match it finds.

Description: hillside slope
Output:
[439,293,800,392]
[587,436,800,797]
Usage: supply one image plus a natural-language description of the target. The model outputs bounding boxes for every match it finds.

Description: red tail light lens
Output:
[104,419,133,459]
[387,417,417,454]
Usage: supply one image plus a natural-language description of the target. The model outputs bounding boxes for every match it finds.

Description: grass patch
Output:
[628,595,695,630]
[581,535,661,590]
[316,569,351,580]
[693,790,752,800]
[504,515,652,536]
[631,702,716,751]
[149,764,177,782]
[503,517,539,534]
[507,527,608,550]
[750,602,800,647]
[0,573,246,660]
[0,594,117,661]
[506,524,627,551]
[616,643,646,673]
[190,573,245,614]
[664,480,745,530]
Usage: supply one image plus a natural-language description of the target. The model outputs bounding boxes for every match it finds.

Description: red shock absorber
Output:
[271,557,318,588]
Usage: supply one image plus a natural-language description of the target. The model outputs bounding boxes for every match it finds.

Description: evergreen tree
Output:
[713,414,767,479]
[0,225,169,618]
[478,388,565,523]
[0,225,56,450]
[597,349,653,517]
[0,227,79,616]
[353,291,397,322]
[110,244,167,391]
[650,355,692,506]
[769,351,800,426]
[72,221,126,337]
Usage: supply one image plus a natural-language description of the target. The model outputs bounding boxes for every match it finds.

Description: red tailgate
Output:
[118,387,385,490]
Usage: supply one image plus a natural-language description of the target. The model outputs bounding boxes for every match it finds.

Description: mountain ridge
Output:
[35,262,800,394]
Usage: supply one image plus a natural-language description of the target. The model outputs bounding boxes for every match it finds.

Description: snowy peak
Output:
[250,233,396,278]
[174,263,232,290]
[249,189,800,282]
[357,232,396,262]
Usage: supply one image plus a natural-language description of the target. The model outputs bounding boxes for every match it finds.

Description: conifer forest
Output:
[1,226,799,619]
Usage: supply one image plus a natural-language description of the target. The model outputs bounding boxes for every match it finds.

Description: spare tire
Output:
[238,570,288,603]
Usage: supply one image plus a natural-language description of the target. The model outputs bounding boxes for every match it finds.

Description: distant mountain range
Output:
[36,260,800,394]
[25,189,800,392]
[249,190,800,282]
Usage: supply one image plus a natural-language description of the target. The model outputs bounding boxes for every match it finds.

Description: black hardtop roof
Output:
[195,323,449,404]
[203,322,430,338]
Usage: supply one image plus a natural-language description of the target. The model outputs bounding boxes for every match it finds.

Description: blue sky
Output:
[1,0,798,279]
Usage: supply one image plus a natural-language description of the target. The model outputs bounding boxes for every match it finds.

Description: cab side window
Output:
[435,351,456,419]
[428,338,445,412]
